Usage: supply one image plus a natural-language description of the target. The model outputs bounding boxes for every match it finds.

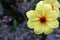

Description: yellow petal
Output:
[36,1,44,6]
[35,4,52,16]
[54,1,60,8]
[26,10,39,21]
[59,4,60,8]
[32,21,44,34]
[38,24,53,34]
[54,7,59,13]
[44,0,57,4]
[27,20,40,29]
[46,10,59,21]
[34,25,43,34]
[59,12,60,17]
[35,4,45,16]
[27,20,34,29]
[43,4,52,13]
[54,7,59,17]
[47,20,59,28]
[44,26,53,34]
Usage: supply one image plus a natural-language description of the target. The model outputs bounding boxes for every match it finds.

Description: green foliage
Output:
[29,0,41,10]
[13,19,17,28]
[56,38,60,40]
[58,0,60,3]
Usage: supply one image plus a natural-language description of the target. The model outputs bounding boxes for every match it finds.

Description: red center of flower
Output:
[39,16,46,23]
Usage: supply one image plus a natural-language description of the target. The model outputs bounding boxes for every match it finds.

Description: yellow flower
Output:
[40,0,60,17]
[43,0,60,8]
[36,1,60,10]
[26,3,59,34]
[36,1,60,17]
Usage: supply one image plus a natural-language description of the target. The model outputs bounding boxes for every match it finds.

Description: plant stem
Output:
[41,34,47,40]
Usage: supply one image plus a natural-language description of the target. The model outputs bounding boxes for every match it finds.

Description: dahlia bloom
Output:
[26,3,59,34]
[36,1,60,10]
[43,0,60,8]
[36,1,60,17]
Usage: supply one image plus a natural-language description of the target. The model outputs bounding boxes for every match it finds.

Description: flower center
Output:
[51,4,54,10]
[39,16,46,23]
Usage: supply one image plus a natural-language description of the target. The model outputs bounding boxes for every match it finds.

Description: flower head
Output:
[43,0,60,8]
[36,1,60,17]
[26,1,59,35]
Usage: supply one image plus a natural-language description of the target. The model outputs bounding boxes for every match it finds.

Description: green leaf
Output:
[56,38,60,40]
[13,19,17,28]
[58,0,60,3]
[29,0,41,10]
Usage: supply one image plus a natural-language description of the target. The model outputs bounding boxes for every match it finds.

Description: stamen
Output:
[51,4,54,10]
[39,16,46,23]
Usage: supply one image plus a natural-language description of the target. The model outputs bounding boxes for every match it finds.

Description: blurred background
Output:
[0,0,60,40]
